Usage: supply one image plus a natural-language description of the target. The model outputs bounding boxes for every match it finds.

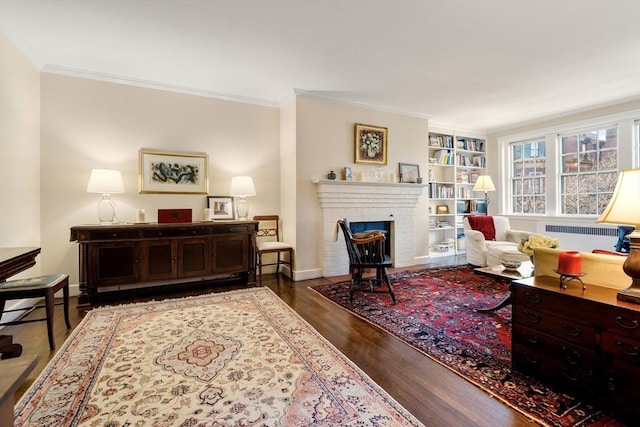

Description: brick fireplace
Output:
[315,180,423,277]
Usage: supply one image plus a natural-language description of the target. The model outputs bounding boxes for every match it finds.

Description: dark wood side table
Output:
[0,354,38,426]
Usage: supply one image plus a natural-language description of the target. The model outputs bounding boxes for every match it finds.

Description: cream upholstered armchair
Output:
[463,215,533,266]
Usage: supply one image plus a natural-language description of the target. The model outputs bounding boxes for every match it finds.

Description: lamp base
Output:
[617,286,640,304]
[97,194,115,225]
[236,197,249,221]
[617,232,640,304]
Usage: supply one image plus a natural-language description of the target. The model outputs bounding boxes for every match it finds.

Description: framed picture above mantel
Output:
[139,149,209,194]
[354,123,388,165]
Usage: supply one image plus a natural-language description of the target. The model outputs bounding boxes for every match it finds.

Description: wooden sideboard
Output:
[511,276,640,422]
[70,222,257,306]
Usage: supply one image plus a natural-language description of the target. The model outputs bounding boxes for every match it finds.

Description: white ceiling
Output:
[1,0,639,133]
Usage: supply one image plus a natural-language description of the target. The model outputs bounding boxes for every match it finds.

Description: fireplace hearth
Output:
[315,180,423,277]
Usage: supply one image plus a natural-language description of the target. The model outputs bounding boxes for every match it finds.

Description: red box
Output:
[158,209,192,223]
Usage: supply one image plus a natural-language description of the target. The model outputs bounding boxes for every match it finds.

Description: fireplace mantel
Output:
[315,180,424,276]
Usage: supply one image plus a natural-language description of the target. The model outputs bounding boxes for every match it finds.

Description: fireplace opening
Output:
[349,221,392,259]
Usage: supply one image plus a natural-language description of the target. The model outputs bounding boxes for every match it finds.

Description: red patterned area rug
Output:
[15,287,423,426]
[310,265,624,427]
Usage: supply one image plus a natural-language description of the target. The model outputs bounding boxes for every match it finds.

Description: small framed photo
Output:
[399,162,420,183]
[139,149,208,194]
[207,196,235,220]
[436,204,449,214]
[470,172,479,183]
[355,123,388,165]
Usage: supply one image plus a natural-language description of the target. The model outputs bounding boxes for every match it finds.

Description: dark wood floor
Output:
[3,257,537,426]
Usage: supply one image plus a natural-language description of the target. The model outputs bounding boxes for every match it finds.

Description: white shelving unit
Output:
[427,132,487,258]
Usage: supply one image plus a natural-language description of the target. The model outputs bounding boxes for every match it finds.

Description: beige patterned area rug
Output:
[15,287,423,426]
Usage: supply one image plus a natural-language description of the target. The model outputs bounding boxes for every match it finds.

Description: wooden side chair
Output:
[337,218,396,304]
[253,215,294,278]
[0,273,71,355]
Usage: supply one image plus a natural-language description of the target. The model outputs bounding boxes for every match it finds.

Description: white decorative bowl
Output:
[501,260,522,270]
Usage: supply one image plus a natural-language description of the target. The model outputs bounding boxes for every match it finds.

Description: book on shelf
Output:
[456,138,485,152]
[429,134,454,148]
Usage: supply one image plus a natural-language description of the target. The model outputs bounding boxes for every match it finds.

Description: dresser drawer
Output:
[513,324,597,370]
[511,284,586,315]
[601,331,640,364]
[514,307,596,347]
[598,306,640,340]
[513,341,597,393]
[602,357,640,419]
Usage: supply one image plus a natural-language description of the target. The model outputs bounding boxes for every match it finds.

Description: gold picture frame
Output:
[139,149,209,194]
[436,204,449,214]
[355,123,388,165]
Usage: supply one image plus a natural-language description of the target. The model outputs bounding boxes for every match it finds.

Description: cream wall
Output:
[0,32,41,273]
[293,96,430,279]
[39,73,281,284]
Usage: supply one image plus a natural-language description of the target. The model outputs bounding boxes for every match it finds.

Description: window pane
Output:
[510,138,546,214]
[559,125,618,215]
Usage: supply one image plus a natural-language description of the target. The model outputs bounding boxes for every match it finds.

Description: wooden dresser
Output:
[70,221,257,306]
[511,276,640,421]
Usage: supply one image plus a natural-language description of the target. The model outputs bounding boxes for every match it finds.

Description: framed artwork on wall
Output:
[399,162,420,183]
[354,123,388,165]
[436,204,450,214]
[139,149,209,194]
[207,196,235,220]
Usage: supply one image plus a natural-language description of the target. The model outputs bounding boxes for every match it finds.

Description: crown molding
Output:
[41,64,280,108]
[292,89,430,120]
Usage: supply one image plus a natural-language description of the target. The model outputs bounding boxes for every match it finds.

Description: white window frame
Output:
[498,110,640,218]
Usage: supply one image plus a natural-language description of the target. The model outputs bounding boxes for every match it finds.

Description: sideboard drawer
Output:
[211,225,253,234]
[142,227,209,238]
[88,229,140,240]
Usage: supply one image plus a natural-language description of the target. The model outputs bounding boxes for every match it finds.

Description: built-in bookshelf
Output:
[427,132,487,258]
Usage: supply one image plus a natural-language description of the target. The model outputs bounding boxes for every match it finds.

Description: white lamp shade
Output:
[473,175,495,192]
[86,169,125,194]
[597,168,640,229]
[229,176,256,197]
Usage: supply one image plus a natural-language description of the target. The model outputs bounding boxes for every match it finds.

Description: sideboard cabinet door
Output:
[89,241,140,287]
[212,234,248,273]
[179,237,211,278]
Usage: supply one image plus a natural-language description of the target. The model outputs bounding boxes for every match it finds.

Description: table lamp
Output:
[473,175,495,215]
[596,168,640,303]
[229,176,256,220]
[86,169,125,224]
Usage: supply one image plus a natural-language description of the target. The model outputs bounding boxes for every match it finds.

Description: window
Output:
[511,138,546,214]
[560,127,618,215]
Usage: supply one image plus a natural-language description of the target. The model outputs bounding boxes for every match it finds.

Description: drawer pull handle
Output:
[561,368,579,382]
[615,340,640,357]
[524,311,541,324]
[615,316,639,330]
[562,324,582,337]
[524,333,539,345]
[561,345,583,365]
[523,351,539,365]
[525,292,541,303]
